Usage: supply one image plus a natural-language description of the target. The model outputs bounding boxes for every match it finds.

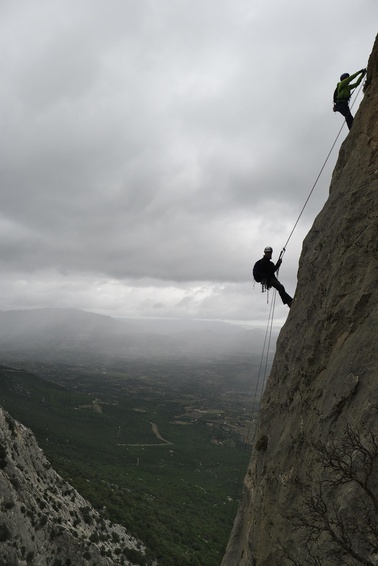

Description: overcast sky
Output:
[0,1,376,327]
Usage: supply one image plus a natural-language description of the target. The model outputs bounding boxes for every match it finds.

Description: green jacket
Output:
[336,70,364,102]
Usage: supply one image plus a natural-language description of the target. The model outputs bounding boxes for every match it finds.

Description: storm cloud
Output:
[0,0,375,324]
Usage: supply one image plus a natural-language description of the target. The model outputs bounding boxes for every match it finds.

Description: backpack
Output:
[333,84,339,104]
[252,261,262,283]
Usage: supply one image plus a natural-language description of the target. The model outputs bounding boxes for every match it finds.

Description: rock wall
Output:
[0,406,144,566]
[222,35,378,565]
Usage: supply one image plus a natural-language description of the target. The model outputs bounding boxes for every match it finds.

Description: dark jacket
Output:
[253,256,281,281]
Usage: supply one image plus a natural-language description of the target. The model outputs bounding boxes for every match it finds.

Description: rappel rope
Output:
[260,78,365,375]
[281,78,365,255]
[227,79,367,531]
[227,292,277,532]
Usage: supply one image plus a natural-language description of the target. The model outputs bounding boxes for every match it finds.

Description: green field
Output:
[0,364,252,566]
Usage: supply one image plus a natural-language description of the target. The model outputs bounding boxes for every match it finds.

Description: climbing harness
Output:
[257,248,285,303]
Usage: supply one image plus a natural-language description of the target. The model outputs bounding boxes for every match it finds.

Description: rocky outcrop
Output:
[222,35,378,565]
[0,406,145,566]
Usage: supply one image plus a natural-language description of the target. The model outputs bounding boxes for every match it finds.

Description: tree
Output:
[277,424,378,565]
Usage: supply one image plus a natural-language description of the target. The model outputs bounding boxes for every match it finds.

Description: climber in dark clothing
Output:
[333,69,366,130]
[253,247,293,307]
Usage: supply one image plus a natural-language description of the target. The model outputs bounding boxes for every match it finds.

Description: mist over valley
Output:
[0,308,276,362]
[0,308,271,565]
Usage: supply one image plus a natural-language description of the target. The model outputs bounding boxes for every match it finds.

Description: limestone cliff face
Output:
[222,36,378,565]
[0,406,144,566]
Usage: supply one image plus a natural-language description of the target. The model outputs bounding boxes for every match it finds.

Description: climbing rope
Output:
[226,290,277,542]
[226,293,277,535]
[226,78,367,542]
[282,79,365,253]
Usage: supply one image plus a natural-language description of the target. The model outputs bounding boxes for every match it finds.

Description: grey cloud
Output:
[0,0,375,323]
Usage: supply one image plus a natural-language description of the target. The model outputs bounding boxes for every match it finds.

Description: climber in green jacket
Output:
[333,69,366,130]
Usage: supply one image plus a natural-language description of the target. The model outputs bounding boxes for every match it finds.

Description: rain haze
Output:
[0,1,376,327]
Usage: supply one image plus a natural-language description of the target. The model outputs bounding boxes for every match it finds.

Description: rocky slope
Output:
[221,35,378,565]
[0,406,145,566]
